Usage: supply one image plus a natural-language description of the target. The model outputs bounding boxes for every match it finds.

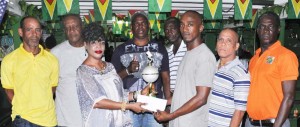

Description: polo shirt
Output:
[1,44,59,126]
[208,57,250,127]
[247,41,299,120]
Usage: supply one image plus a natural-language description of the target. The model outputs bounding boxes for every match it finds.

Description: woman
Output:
[76,23,145,127]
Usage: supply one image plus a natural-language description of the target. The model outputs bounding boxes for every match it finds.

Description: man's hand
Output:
[154,110,173,122]
[128,56,139,73]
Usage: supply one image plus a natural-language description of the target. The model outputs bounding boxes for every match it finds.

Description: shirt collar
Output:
[20,43,45,56]
[217,56,241,70]
[255,40,281,55]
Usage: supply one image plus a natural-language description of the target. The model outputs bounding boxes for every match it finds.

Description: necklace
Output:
[94,61,106,74]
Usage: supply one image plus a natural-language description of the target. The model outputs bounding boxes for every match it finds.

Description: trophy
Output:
[142,51,159,97]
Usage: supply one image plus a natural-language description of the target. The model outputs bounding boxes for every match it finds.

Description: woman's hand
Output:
[127,102,146,113]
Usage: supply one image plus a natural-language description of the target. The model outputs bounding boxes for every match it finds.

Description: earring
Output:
[85,49,87,56]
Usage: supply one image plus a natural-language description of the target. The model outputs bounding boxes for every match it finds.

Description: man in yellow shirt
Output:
[1,16,59,126]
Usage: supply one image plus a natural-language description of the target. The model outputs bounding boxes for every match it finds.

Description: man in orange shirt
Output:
[246,12,299,127]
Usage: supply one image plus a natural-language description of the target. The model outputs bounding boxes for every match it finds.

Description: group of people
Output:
[0,9,298,127]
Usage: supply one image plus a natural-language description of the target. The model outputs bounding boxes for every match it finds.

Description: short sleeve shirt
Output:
[111,39,169,98]
[247,41,299,119]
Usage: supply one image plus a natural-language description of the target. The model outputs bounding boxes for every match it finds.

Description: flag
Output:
[57,0,79,15]
[149,20,162,32]
[171,10,179,17]
[148,12,167,20]
[84,15,90,24]
[148,0,171,12]
[113,19,125,34]
[89,10,95,22]
[244,9,258,28]
[288,0,300,19]
[234,0,252,20]
[0,0,7,24]
[204,0,222,20]
[204,21,222,29]
[42,0,58,21]
[94,0,112,21]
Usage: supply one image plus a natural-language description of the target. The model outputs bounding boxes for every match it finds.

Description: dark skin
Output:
[256,15,296,127]
[117,14,171,101]
[154,11,210,122]
[164,20,183,103]
[164,21,183,55]
[63,15,84,47]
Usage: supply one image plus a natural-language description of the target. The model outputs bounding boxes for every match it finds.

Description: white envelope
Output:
[136,95,167,112]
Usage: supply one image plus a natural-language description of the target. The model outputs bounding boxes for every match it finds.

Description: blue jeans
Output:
[13,115,42,127]
[130,111,163,127]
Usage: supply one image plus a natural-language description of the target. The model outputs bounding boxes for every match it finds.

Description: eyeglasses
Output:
[257,24,276,31]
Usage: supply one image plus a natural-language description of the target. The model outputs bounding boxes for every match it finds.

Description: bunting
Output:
[149,20,162,32]
[113,19,125,34]
[84,15,90,24]
[148,0,171,12]
[204,21,222,29]
[204,0,222,20]
[57,0,79,15]
[244,9,258,29]
[234,0,252,20]
[89,10,95,22]
[94,0,112,21]
[288,0,300,19]
[148,12,167,20]
[171,10,179,17]
[42,0,57,21]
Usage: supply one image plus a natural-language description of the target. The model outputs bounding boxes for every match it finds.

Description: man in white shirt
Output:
[165,17,187,99]
[51,14,87,127]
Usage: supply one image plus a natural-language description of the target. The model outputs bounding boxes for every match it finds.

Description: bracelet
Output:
[125,68,132,75]
[121,102,126,111]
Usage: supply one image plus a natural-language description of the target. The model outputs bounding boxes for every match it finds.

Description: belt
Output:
[249,118,275,126]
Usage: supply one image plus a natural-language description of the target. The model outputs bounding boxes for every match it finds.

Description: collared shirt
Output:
[1,44,59,126]
[167,40,187,91]
[247,41,299,120]
[208,57,250,127]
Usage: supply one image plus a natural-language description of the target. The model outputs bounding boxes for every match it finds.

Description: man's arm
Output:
[273,80,296,127]
[4,89,14,103]
[230,110,245,127]
[155,86,210,121]
[161,71,171,104]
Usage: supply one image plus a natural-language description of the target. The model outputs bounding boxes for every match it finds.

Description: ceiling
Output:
[11,0,288,20]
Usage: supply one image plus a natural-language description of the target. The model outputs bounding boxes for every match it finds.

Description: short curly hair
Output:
[82,22,106,43]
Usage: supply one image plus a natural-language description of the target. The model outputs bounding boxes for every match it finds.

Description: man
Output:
[111,11,170,127]
[1,16,59,126]
[164,17,187,98]
[51,14,86,127]
[208,28,250,127]
[246,12,299,127]
[154,10,216,127]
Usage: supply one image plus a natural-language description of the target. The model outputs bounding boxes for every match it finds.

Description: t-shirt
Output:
[51,40,87,126]
[170,43,216,127]
[111,39,169,98]
[208,57,250,127]
[167,40,187,91]
[1,44,59,126]
[247,41,299,120]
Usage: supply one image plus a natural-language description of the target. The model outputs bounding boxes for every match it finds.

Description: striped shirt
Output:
[167,40,187,91]
[208,57,250,127]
